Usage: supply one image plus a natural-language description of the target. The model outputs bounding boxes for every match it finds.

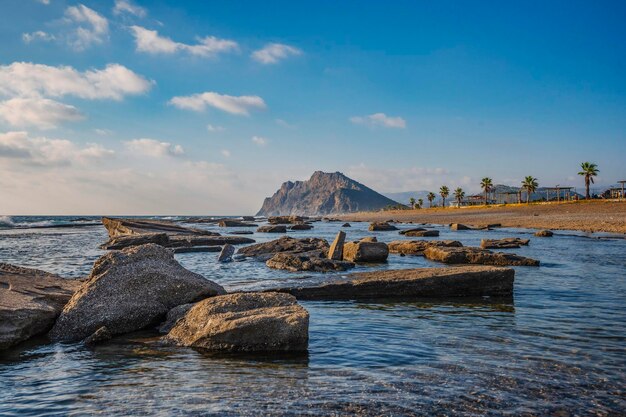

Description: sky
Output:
[0,0,625,215]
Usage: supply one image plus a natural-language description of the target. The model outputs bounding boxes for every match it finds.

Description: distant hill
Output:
[256,171,402,216]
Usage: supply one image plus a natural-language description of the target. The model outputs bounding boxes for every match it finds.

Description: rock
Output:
[218,244,235,262]
[164,292,309,352]
[100,233,169,250]
[424,246,539,266]
[49,244,226,342]
[388,240,463,255]
[486,223,502,228]
[0,263,82,350]
[360,237,378,242]
[242,216,256,221]
[237,237,329,259]
[450,223,471,231]
[173,246,222,254]
[84,326,111,346]
[257,171,399,217]
[328,231,346,260]
[535,230,554,237]
[268,216,306,225]
[228,231,254,235]
[167,235,255,248]
[399,228,426,234]
[480,238,530,249]
[158,303,194,334]
[289,223,313,230]
[368,222,398,231]
[403,229,440,237]
[266,253,355,272]
[272,266,515,300]
[257,225,287,233]
[343,241,389,263]
[342,223,351,227]
[102,217,217,238]
[218,220,257,227]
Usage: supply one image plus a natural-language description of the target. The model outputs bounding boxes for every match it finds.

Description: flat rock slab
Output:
[102,217,218,238]
[0,263,82,350]
[369,222,398,231]
[218,220,257,227]
[424,246,539,266]
[289,223,313,230]
[164,292,309,352]
[50,244,226,342]
[343,241,389,262]
[266,253,355,272]
[237,237,329,258]
[272,266,514,300]
[257,225,287,233]
[403,230,440,237]
[480,238,530,249]
[388,240,463,255]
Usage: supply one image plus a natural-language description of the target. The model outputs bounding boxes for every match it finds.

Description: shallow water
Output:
[1,217,625,415]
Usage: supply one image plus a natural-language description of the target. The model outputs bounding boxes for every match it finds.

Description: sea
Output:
[0,215,625,416]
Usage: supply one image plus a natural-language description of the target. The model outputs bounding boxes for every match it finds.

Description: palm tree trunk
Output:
[585,177,590,199]
[484,191,488,206]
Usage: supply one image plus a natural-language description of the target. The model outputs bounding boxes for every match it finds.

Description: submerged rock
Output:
[342,223,351,227]
[534,230,554,237]
[343,241,389,262]
[50,244,226,342]
[257,225,287,233]
[480,238,530,249]
[164,292,309,352]
[266,253,355,272]
[368,222,398,231]
[218,244,235,262]
[272,266,515,300]
[328,231,346,260]
[237,236,329,259]
[218,220,256,227]
[228,231,254,235]
[0,263,82,350]
[424,246,539,266]
[388,240,463,255]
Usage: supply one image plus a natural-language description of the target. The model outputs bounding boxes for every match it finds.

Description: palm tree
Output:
[480,177,493,206]
[417,198,423,209]
[408,197,416,209]
[521,176,539,204]
[440,186,450,208]
[427,192,436,208]
[453,187,465,207]
[578,162,599,199]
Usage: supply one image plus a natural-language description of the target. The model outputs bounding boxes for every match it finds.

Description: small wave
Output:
[0,215,15,228]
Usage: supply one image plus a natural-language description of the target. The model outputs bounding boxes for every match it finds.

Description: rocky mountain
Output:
[257,171,402,216]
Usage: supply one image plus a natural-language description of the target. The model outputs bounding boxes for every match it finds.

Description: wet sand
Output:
[341,201,626,234]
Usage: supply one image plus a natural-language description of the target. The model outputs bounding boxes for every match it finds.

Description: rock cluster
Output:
[266,253,355,272]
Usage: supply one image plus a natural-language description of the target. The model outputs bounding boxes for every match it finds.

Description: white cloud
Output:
[22,31,55,43]
[252,43,302,64]
[94,128,113,136]
[350,113,406,129]
[0,98,84,129]
[113,0,146,18]
[124,138,184,158]
[221,149,231,158]
[129,26,238,57]
[251,136,267,146]
[275,118,296,129]
[0,62,152,101]
[36,0,50,4]
[64,4,109,50]
[0,131,113,166]
[169,92,266,115]
[207,124,225,132]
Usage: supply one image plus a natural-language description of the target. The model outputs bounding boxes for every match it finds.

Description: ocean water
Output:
[0,216,625,416]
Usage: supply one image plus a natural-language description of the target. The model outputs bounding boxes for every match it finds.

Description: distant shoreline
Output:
[339,200,626,234]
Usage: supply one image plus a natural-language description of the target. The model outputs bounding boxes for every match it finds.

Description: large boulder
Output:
[368,222,398,231]
[102,217,217,238]
[0,263,82,350]
[49,244,226,342]
[424,246,539,266]
[257,225,287,233]
[480,238,530,249]
[343,241,389,262]
[266,253,355,272]
[218,220,256,227]
[272,266,514,300]
[388,240,463,255]
[164,292,309,352]
[237,236,329,259]
[327,231,346,260]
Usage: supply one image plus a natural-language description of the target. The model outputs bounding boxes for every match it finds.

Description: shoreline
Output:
[339,200,626,235]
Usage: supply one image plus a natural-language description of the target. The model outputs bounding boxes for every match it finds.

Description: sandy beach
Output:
[340,200,626,234]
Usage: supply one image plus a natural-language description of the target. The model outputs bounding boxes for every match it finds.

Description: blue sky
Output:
[0,0,625,214]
